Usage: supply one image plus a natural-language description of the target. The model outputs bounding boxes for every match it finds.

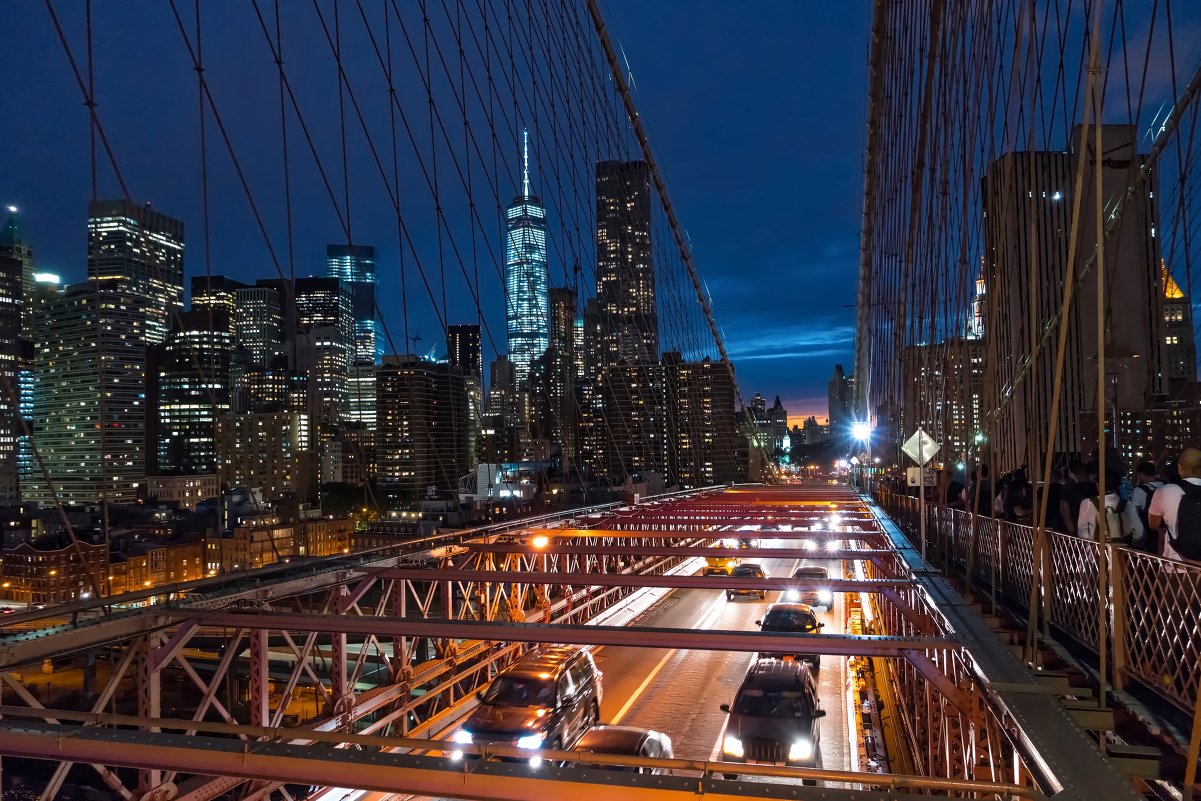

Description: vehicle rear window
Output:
[762,610,819,631]
[793,568,827,579]
[732,688,813,718]
[731,565,760,576]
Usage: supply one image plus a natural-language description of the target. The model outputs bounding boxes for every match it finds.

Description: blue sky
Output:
[0,1,868,423]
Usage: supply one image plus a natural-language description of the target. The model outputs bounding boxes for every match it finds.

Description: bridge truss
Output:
[0,485,1146,801]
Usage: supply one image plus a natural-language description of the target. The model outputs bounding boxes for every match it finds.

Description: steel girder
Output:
[164,612,952,657]
[376,566,912,592]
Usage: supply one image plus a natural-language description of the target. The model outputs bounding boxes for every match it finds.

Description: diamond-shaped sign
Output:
[901,428,940,466]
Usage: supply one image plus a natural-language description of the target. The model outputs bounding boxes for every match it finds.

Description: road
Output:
[335,541,852,801]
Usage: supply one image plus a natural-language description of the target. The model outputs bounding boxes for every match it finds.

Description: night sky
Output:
[0,2,868,424]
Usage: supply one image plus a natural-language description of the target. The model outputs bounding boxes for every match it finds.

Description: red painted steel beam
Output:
[169,611,950,655]
[523,528,882,539]
[374,568,913,592]
[465,543,895,561]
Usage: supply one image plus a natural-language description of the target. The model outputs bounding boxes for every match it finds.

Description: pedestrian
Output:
[1059,460,1094,536]
[969,464,993,517]
[1076,470,1124,542]
[1004,468,1034,525]
[1124,461,1164,552]
[1147,447,1201,566]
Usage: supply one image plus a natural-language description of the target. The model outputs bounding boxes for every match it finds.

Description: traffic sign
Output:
[901,428,940,466]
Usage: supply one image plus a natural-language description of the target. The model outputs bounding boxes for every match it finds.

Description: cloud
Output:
[723,319,857,362]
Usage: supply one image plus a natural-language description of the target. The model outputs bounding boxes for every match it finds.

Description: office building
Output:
[598,361,666,481]
[828,364,852,438]
[1162,266,1197,392]
[215,411,313,503]
[347,363,377,429]
[0,245,21,504]
[190,275,244,336]
[596,160,657,367]
[28,283,148,504]
[504,131,550,387]
[983,126,1165,469]
[447,324,482,384]
[326,244,380,364]
[1,209,36,339]
[18,273,58,499]
[377,355,470,499]
[157,310,234,474]
[234,283,285,369]
[530,288,579,464]
[664,353,741,487]
[87,200,184,346]
[447,324,482,466]
[295,277,354,425]
[901,337,986,462]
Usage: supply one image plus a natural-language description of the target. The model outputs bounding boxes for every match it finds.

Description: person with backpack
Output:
[1124,461,1164,552]
[1076,470,1125,542]
[1147,447,1201,566]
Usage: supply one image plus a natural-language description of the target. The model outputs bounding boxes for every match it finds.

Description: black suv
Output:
[719,659,824,782]
[453,646,603,759]
[755,602,824,672]
[727,563,768,601]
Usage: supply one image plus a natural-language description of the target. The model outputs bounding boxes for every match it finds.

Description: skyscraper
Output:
[190,275,245,337]
[0,209,35,339]
[530,287,579,463]
[0,245,22,504]
[596,160,657,367]
[158,310,234,474]
[983,126,1165,468]
[295,277,354,425]
[326,244,380,365]
[447,324,483,384]
[1162,266,1196,392]
[504,130,550,387]
[235,284,284,369]
[377,355,469,499]
[29,283,148,504]
[828,364,851,437]
[87,200,184,346]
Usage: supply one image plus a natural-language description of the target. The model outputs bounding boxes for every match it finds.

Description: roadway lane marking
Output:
[611,647,674,724]
[609,590,727,725]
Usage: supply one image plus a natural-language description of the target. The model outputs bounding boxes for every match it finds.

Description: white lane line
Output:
[611,589,727,725]
[610,648,674,724]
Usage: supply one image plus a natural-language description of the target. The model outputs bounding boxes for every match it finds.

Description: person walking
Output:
[1148,447,1201,566]
[1124,461,1164,552]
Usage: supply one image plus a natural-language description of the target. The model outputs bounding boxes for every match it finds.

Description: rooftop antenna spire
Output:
[522,128,530,198]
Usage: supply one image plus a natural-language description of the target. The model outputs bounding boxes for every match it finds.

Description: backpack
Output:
[1172,482,1201,560]
[1135,482,1159,541]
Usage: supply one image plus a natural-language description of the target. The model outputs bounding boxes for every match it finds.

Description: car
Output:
[452,645,603,762]
[788,567,833,608]
[727,563,767,601]
[573,725,674,773]
[718,659,825,783]
[755,603,823,671]
[738,537,760,549]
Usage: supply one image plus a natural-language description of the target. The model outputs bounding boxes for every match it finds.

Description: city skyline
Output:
[0,2,865,422]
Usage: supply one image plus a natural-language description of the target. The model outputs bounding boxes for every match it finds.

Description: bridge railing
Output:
[876,490,1201,714]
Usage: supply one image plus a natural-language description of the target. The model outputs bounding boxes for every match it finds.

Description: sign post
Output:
[902,428,941,565]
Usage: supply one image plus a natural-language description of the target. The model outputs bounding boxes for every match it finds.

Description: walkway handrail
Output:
[875,489,1201,714]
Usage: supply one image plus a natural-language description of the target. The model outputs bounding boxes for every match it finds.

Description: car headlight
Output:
[452,729,473,744]
[722,735,744,758]
[825,539,840,552]
[817,590,833,604]
[803,540,816,551]
[789,739,814,761]
[787,589,799,601]
[516,733,544,749]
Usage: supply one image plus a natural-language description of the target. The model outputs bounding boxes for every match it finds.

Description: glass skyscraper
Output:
[504,130,549,388]
[326,244,380,365]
